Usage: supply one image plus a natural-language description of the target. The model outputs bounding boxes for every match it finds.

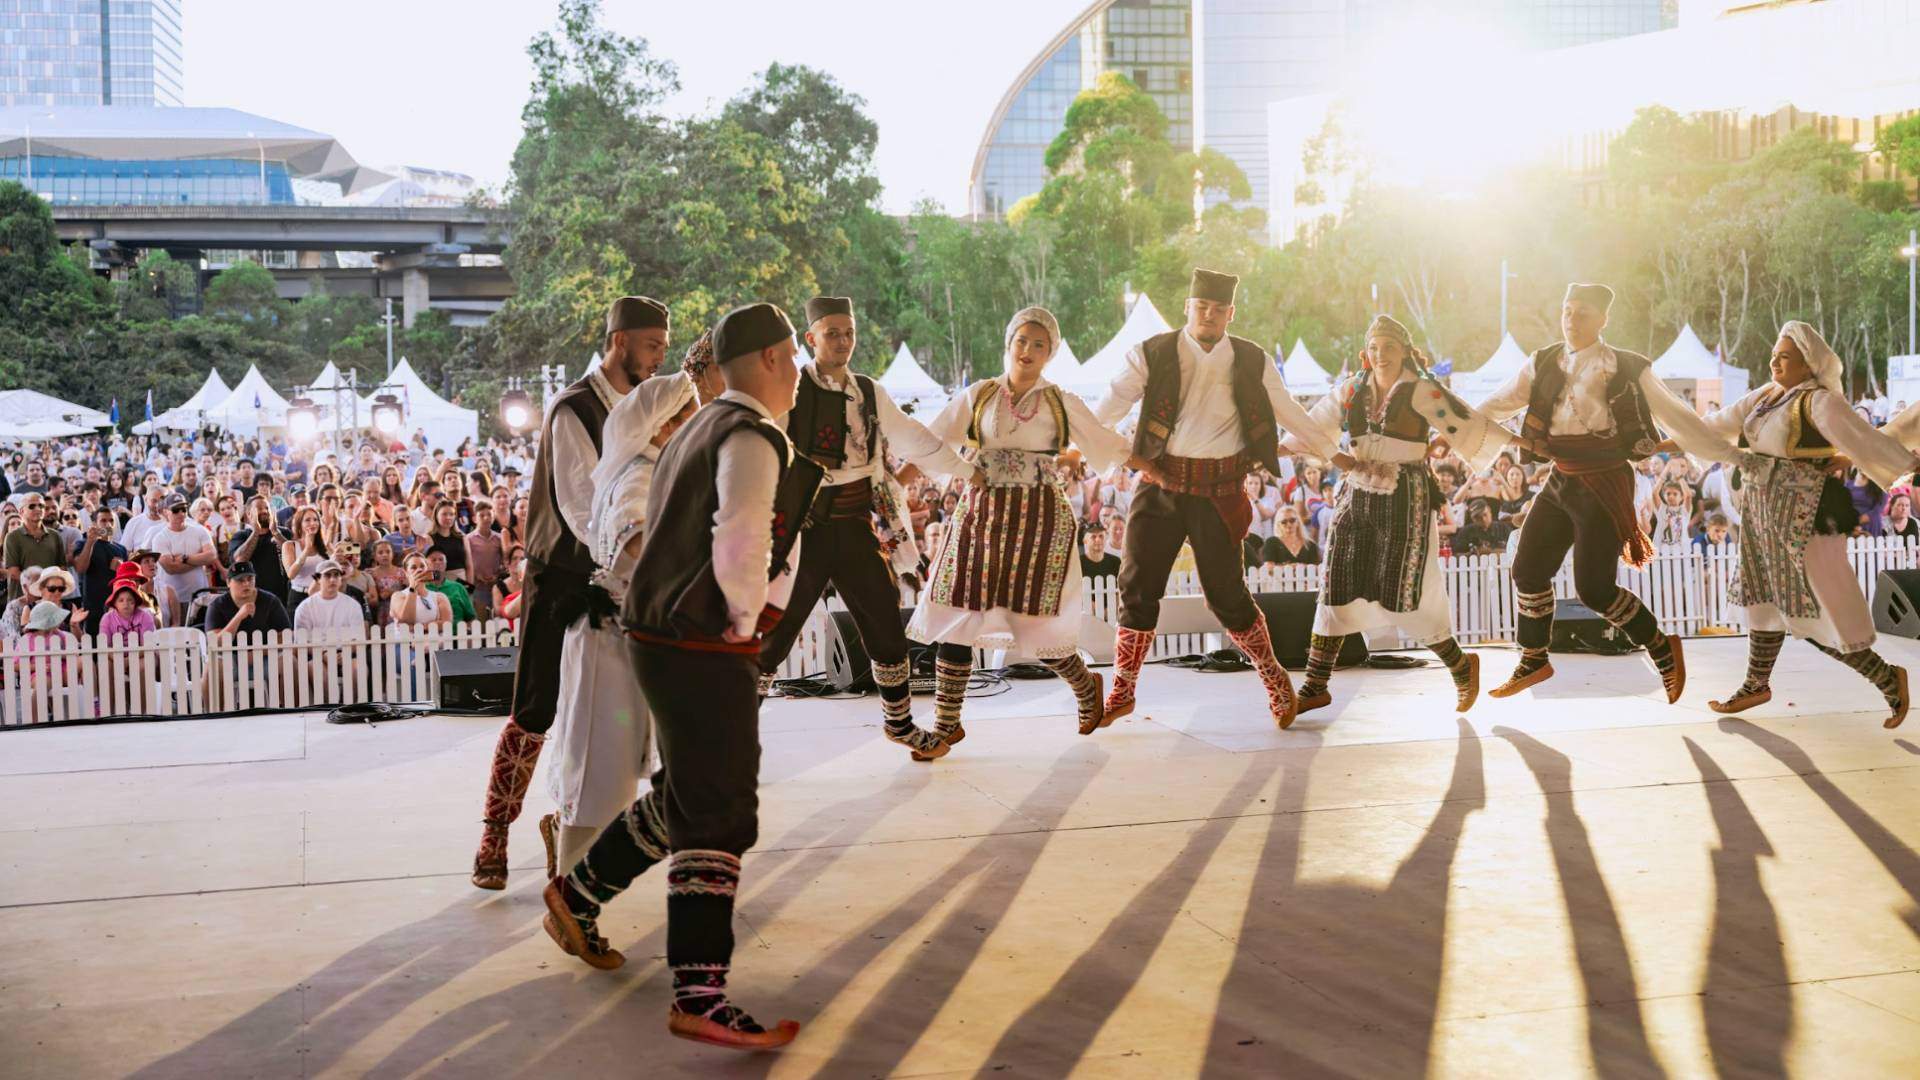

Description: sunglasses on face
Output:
[42,583,66,594]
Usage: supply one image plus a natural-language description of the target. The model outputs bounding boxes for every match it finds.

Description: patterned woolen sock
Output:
[1300,633,1344,698]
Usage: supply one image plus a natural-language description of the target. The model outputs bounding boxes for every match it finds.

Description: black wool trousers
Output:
[507,562,593,736]
[758,515,908,675]
[1116,484,1259,635]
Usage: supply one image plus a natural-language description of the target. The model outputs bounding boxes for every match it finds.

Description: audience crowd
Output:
[0,427,535,647]
[1,392,1912,652]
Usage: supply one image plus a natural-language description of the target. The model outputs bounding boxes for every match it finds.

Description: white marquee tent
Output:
[1060,295,1173,401]
[135,368,231,434]
[307,360,380,429]
[1280,340,1333,398]
[1652,324,1719,380]
[1054,336,1081,373]
[878,344,948,410]
[1654,324,1750,411]
[203,365,291,436]
[1453,333,1531,400]
[0,388,111,432]
[385,358,480,450]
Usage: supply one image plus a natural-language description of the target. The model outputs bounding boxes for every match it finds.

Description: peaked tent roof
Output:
[878,344,947,403]
[1653,324,1721,380]
[385,358,479,449]
[0,387,111,429]
[136,368,232,433]
[1063,295,1173,398]
[203,365,292,433]
[1453,332,1530,397]
[1281,340,1333,396]
[1055,336,1080,371]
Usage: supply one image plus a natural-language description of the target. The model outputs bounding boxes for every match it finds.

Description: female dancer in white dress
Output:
[1704,322,1917,727]
[907,306,1136,753]
[1281,314,1514,714]
[540,337,717,877]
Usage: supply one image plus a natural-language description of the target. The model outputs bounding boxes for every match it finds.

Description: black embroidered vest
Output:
[1517,343,1660,465]
[623,400,824,643]
[525,377,611,576]
[1133,331,1281,475]
[787,369,880,473]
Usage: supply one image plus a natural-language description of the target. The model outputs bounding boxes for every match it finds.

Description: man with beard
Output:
[469,296,670,891]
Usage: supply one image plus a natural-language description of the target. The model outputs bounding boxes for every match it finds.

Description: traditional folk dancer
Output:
[543,303,819,1050]
[539,335,724,879]
[1284,315,1514,715]
[1476,283,1734,702]
[1096,268,1337,728]
[757,296,966,759]
[907,306,1135,752]
[1700,322,1915,728]
[470,296,669,891]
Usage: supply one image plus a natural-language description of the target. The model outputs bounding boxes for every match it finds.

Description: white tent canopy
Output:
[203,365,291,436]
[134,367,232,434]
[307,360,379,427]
[0,418,96,440]
[1280,340,1333,398]
[1653,324,1720,380]
[1454,333,1530,399]
[1054,336,1080,373]
[0,388,110,430]
[1061,295,1173,400]
[385,357,479,450]
[878,344,948,408]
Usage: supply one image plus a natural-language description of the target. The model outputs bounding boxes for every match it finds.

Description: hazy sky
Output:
[182,0,1091,212]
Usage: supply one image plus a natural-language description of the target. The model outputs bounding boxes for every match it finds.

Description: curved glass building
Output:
[969,0,1672,220]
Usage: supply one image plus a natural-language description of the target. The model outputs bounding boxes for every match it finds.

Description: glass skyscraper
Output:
[0,0,185,107]
[969,0,1672,218]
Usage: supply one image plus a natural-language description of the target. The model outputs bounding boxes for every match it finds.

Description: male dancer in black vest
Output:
[470,296,669,891]
[1095,268,1335,729]
[541,302,815,1051]
[758,296,965,759]
[1476,283,1731,701]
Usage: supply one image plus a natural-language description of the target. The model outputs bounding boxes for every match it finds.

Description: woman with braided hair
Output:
[905,306,1137,752]
[1707,322,1920,728]
[1282,314,1516,715]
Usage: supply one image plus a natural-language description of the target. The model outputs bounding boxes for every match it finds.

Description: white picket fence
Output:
[0,620,516,727]
[770,535,1920,676]
[5,537,1915,726]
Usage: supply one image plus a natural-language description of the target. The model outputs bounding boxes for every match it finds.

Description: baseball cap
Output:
[228,561,257,579]
[315,559,344,576]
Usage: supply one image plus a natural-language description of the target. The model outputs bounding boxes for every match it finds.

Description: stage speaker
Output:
[1550,598,1634,655]
[1872,570,1920,638]
[825,607,921,692]
[1253,591,1368,669]
[436,646,518,711]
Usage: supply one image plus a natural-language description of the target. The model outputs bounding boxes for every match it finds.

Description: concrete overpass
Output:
[270,263,513,328]
[51,204,514,326]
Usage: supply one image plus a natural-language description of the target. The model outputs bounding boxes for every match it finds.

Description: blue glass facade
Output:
[0,154,297,204]
[972,0,1673,219]
[0,0,184,106]
[972,0,1194,219]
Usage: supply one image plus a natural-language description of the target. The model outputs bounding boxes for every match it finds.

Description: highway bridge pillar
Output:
[402,267,430,329]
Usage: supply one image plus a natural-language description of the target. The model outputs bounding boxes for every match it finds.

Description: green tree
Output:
[204,259,290,328]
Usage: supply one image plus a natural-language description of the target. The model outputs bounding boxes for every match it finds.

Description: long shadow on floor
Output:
[1496,727,1666,1079]
[1684,738,1792,1079]
[1195,719,1484,1077]
[737,743,1110,1079]
[1720,719,1920,937]
[126,767,938,1079]
[972,751,1275,1074]
[361,767,944,1077]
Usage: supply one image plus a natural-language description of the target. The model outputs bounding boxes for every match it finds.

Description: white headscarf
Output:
[1003,306,1061,361]
[589,371,697,494]
[1779,320,1846,399]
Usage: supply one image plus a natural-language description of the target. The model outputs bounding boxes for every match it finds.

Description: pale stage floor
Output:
[3,637,1920,1078]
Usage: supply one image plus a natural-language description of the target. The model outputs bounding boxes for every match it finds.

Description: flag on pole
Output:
[144,389,154,424]
[110,397,120,426]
